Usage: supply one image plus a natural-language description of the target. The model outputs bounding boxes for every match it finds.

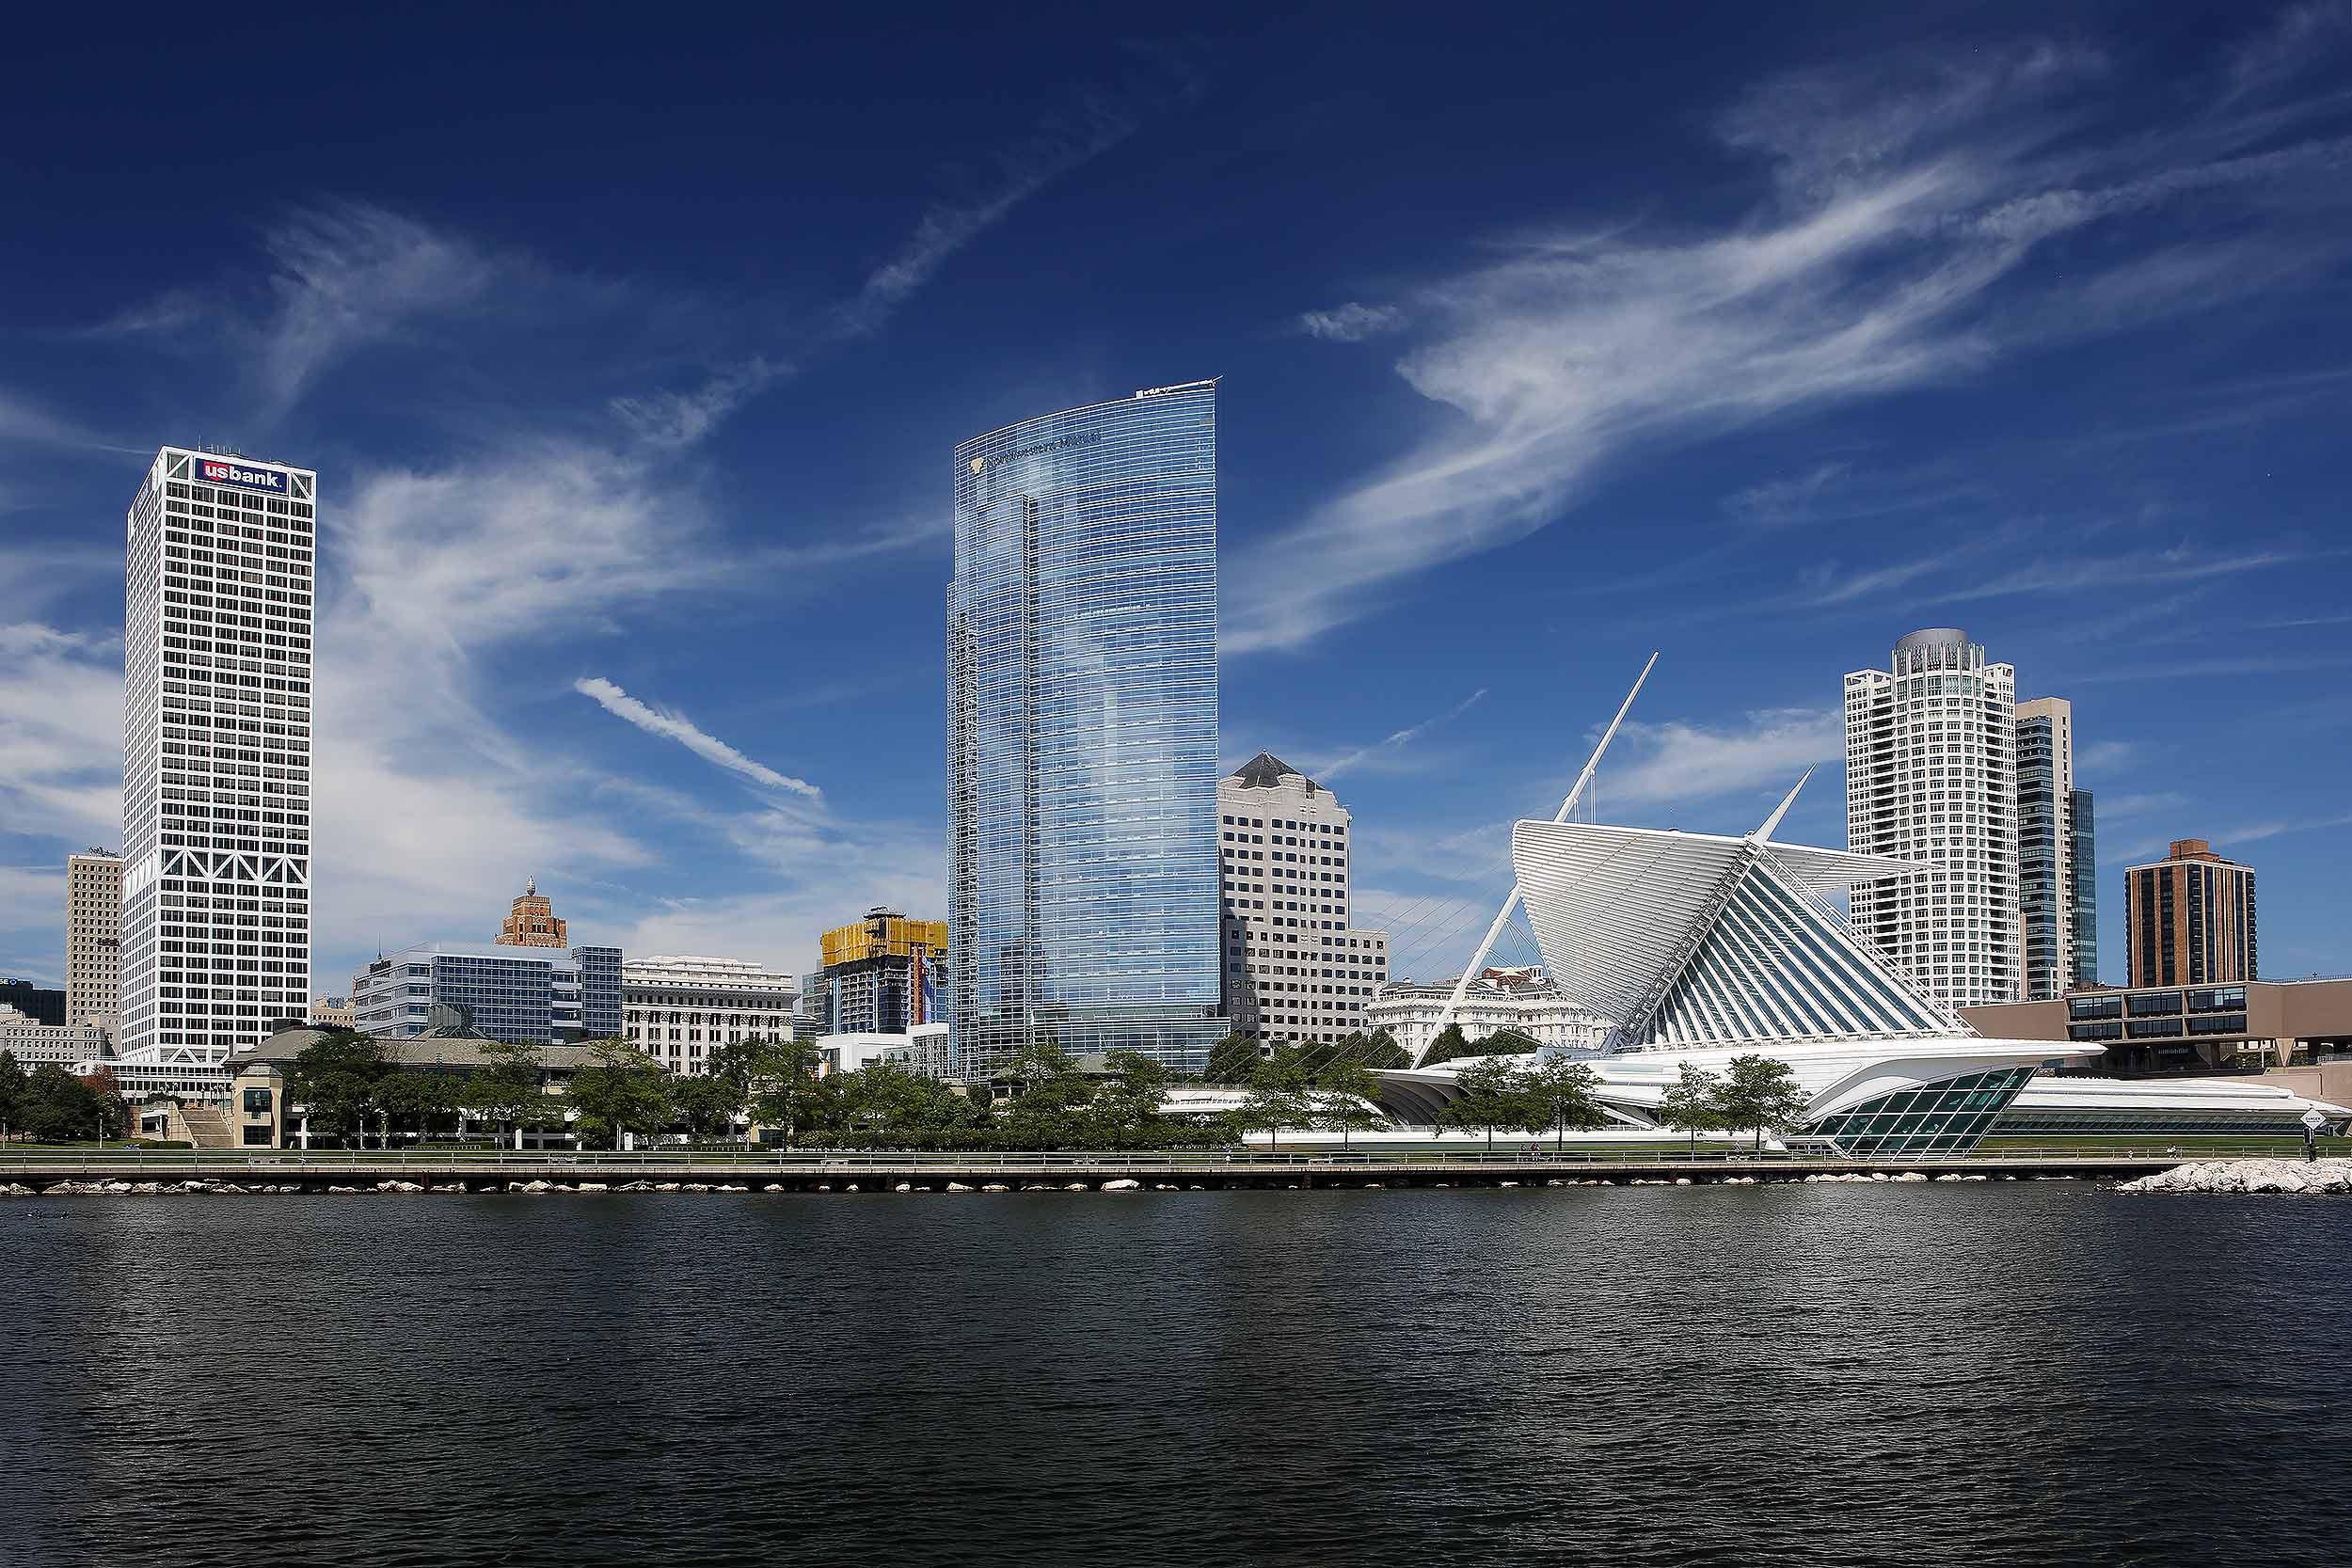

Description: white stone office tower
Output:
[118,449,316,1076]
[1216,755,1389,1045]
[2014,696,2078,1002]
[1843,628,2019,1008]
[65,849,122,1034]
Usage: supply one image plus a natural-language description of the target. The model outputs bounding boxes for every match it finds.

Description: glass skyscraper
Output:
[947,380,1224,1075]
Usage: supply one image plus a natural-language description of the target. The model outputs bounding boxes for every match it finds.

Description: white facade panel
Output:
[116,449,316,1088]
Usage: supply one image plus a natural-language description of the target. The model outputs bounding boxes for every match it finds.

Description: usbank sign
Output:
[196,456,287,494]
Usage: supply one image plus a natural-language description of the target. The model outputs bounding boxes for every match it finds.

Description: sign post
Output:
[2301,1106,2327,1163]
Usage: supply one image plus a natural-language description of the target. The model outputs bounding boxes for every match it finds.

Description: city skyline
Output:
[7,6,2352,997]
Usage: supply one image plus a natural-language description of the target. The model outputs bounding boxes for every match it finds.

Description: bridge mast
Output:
[1417,652,1658,1066]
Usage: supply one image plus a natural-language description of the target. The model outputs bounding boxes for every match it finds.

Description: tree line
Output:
[1424,1053,1807,1149]
[285,1033,1230,1151]
[0,1053,129,1143]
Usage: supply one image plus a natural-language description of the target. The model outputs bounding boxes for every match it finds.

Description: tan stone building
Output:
[1217,754,1389,1045]
[66,849,121,1035]
[497,877,569,948]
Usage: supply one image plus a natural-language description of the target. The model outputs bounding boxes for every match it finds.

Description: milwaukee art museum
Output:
[1368,673,2349,1152]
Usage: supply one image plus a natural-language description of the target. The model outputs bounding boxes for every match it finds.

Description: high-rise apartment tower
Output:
[1216,755,1389,1044]
[2068,788,2098,989]
[2014,697,2078,1001]
[1844,627,2019,1007]
[118,448,316,1078]
[2126,839,2256,988]
[947,380,1224,1074]
[66,848,122,1033]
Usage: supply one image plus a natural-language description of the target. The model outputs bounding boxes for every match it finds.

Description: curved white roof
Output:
[1511,819,1957,1046]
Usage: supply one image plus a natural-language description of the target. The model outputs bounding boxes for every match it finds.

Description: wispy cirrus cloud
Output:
[1297,302,1403,341]
[2222,1,2348,103]
[1788,538,2332,611]
[101,200,548,422]
[1232,24,2352,653]
[2098,791,2192,819]
[0,623,125,847]
[606,53,1204,453]
[1601,707,1841,809]
[2218,809,2352,847]
[1316,689,1488,781]
[574,677,820,799]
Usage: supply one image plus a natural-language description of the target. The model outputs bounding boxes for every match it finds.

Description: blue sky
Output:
[5,1,2351,995]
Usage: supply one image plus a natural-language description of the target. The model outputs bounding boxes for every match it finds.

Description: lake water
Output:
[3,1184,2345,1567]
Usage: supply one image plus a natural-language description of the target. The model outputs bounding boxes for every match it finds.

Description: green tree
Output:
[290,1030,392,1147]
[1237,1048,1315,1150]
[1311,1057,1385,1149]
[1092,1049,1173,1147]
[376,1072,461,1143]
[565,1038,673,1149]
[1654,1063,1725,1156]
[834,1062,964,1146]
[1438,1055,1531,1151]
[79,1068,128,1140]
[0,1049,26,1140]
[746,1037,831,1149]
[1353,1027,1409,1070]
[1420,1022,1474,1067]
[1717,1054,1811,1151]
[996,1043,1097,1148]
[1205,1030,1264,1084]
[1524,1056,1608,1150]
[21,1065,115,1142]
[670,1073,745,1142]
[461,1039,546,1150]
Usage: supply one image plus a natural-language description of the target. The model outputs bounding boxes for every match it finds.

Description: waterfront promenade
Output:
[0,1146,2210,1192]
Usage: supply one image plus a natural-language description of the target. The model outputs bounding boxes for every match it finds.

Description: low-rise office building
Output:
[624,955,798,1075]
[222,1017,596,1148]
[1963,976,2352,1077]
[1366,967,1613,1061]
[1,980,67,1028]
[815,1022,959,1081]
[0,1003,110,1071]
[351,940,622,1045]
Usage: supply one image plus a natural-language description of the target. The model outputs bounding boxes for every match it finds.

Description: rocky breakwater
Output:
[2121,1157,2352,1195]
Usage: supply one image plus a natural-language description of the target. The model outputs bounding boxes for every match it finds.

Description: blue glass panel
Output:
[947,384,1224,1074]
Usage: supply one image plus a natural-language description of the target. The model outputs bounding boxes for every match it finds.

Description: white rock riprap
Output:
[2121,1158,2352,1195]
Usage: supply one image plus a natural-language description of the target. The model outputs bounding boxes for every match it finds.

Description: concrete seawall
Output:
[0,1152,2186,1195]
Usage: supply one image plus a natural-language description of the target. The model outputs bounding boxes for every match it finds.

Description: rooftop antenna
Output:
[1420,652,1658,1065]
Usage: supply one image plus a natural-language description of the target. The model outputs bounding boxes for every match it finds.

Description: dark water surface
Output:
[3,1184,2345,1567]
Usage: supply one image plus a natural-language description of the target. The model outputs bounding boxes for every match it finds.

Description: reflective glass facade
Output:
[947,382,1223,1074]
[1810,1067,2035,1157]
[2068,789,2098,988]
[2016,708,2066,1001]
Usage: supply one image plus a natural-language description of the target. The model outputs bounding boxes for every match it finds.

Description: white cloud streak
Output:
[1297,302,1403,341]
[1319,689,1488,780]
[574,677,820,798]
[1232,33,2352,653]
[1601,708,1841,809]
